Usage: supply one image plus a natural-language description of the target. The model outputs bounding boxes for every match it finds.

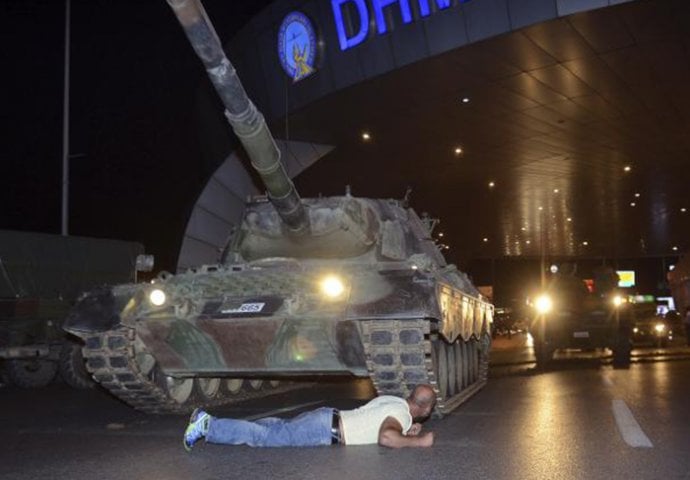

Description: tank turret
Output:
[64,0,493,416]
[167,0,308,235]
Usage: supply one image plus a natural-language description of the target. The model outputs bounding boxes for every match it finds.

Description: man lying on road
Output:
[184,383,436,449]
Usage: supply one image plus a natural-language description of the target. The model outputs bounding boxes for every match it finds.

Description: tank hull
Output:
[65,261,492,414]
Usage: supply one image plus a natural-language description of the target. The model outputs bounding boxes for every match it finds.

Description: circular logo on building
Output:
[278,11,317,82]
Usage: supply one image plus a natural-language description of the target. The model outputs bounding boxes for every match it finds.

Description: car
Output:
[664,310,684,334]
[631,305,673,347]
[492,307,514,338]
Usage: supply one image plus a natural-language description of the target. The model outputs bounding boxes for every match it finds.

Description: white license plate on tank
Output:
[221,302,265,314]
[573,331,590,338]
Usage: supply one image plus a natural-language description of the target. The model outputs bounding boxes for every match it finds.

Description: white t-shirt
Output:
[339,396,413,445]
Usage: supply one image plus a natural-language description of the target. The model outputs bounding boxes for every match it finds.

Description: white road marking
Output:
[611,399,653,448]
[602,375,614,388]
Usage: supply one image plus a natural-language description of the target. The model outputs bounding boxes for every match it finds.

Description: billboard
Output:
[616,270,636,288]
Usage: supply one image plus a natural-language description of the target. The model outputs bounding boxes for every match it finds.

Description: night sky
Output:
[1,0,272,271]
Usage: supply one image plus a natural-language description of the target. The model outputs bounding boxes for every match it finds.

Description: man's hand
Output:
[407,423,423,436]
[378,417,434,448]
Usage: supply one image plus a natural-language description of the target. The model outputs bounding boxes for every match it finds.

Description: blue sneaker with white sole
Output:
[184,408,210,451]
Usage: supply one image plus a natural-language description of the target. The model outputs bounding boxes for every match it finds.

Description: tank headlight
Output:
[613,295,624,307]
[654,323,666,334]
[149,289,167,307]
[320,275,345,299]
[535,294,553,314]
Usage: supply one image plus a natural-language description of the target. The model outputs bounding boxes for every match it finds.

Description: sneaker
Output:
[183,408,210,451]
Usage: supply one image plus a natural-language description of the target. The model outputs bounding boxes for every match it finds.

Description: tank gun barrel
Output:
[166,0,309,234]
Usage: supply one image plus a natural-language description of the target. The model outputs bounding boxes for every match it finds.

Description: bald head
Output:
[410,384,436,406]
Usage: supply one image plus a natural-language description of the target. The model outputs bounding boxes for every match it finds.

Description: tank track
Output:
[81,326,305,414]
[361,319,489,416]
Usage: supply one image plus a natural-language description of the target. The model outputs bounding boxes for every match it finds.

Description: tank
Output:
[63,0,494,415]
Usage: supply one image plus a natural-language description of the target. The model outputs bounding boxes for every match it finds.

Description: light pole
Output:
[61,0,71,236]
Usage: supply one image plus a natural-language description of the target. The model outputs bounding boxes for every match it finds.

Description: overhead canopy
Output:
[207,0,689,263]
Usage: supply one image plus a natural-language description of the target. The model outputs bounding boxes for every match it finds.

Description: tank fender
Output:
[63,287,122,335]
[436,282,493,343]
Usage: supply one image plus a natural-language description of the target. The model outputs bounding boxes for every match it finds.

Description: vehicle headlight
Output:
[612,295,624,307]
[535,294,553,314]
[149,288,167,306]
[654,323,666,334]
[320,275,345,299]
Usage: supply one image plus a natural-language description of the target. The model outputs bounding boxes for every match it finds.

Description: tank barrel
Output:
[166,0,309,234]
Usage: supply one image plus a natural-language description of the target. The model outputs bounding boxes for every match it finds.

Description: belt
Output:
[331,409,342,445]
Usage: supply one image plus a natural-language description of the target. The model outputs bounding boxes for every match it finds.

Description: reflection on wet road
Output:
[2,332,690,480]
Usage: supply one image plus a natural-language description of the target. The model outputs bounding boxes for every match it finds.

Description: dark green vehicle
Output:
[0,296,77,388]
[529,266,633,368]
[64,0,494,415]
[0,230,145,388]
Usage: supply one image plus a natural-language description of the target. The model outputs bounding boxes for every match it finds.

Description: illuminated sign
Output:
[278,12,318,82]
[331,0,471,51]
[616,270,636,288]
[656,296,675,314]
[630,294,654,303]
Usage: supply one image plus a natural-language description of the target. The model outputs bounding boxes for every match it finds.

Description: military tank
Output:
[64,0,493,415]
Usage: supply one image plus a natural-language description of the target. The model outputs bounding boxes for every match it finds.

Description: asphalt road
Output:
[2,335,690,480]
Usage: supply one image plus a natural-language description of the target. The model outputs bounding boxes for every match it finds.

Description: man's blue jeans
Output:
[206,407,335,447]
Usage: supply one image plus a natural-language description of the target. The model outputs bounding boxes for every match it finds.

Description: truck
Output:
[528,264,633,368]
[0,230,146,388]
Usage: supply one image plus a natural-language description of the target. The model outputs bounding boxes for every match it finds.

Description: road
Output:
[2,334,690,480]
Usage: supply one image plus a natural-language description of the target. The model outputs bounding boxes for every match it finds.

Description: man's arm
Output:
[378,417,434,448]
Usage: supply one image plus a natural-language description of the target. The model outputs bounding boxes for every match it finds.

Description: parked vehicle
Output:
[631,303,673,347]
[0,230,147,388]
[492,307,514,338]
